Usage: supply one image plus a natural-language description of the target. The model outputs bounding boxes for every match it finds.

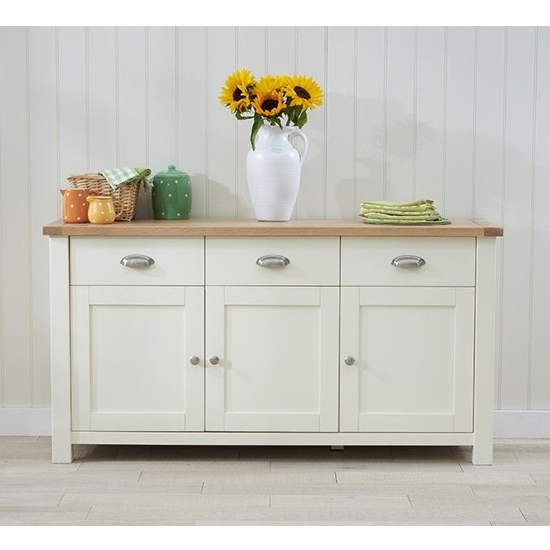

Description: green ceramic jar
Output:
[152,165,192,220]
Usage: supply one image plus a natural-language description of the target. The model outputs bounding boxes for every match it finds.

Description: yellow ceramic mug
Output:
[87,196,123,224]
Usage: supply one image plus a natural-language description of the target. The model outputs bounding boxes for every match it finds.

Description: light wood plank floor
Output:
[1,437,549,525]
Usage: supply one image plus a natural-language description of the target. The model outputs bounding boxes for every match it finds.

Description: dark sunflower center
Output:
[294,86,311,100]
[261,99,279,112]
[233,88,245,101]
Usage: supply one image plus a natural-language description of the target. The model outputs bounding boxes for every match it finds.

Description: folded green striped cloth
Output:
[358,199,451,225]
[360,217,451,225]
[99,167,151,190]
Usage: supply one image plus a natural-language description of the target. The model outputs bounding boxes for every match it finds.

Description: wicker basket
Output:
[67,173,142,221]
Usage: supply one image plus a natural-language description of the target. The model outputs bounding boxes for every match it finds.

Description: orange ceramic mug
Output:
[60,188,96,223]
[87,195,123,224]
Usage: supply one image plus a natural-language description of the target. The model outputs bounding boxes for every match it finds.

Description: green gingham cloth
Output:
[99,167,151,190]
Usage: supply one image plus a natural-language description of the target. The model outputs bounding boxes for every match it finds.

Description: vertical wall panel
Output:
[266,27,296,75]
[117,27,149,219]
[415,27,446,207]
[474,27,506,223]
[355,27,385,205]
[0,27,31,406]
[88,27,117,171]
[137,27,177,220]
[28,27,58,407]
[500,27,537,410]
[179,27,207,219]
[444,27,476,218]
[295,26,326,219]
[326,27,356,218]
[530,27,550,410]
[148,27,177,176]
[207,26,237,218]
[58,27,87,176]
[474,27,506,408]
[385,27,415,203]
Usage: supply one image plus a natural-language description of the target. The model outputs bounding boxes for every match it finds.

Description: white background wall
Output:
[0,26,548,435]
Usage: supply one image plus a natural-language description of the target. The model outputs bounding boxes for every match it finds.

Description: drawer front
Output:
[70,237,204,286]
[206,237,340,286]
[341,237,475,287]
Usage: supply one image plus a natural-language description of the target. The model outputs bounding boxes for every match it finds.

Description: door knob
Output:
[344,356,356,366]
[209,356,220,365]
[189,356,200,366]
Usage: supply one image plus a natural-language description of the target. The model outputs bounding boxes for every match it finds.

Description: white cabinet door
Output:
[206,286,339,432]
[340,287,475,433]
[71,286,204,432]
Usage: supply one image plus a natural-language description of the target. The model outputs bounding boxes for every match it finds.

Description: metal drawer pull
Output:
[344,356,356,366]
[120,254,155,268]
[209,356,220,366]
[256,254,290,268]
[189,356,201,366]
[391,255,426,268]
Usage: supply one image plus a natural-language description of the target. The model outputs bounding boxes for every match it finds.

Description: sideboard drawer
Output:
[70,237,204,286]
[341,237,475,287]
[206,237,340,286]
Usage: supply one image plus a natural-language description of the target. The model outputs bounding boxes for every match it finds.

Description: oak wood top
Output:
[43,218,503,237]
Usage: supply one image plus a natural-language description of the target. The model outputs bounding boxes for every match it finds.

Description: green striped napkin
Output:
[100,167,151,190]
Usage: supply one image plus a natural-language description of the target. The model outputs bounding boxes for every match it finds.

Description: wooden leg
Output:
[52,435,73,464]
[472,238,498,466]
[472,441,493,465]
[49,237,72,464]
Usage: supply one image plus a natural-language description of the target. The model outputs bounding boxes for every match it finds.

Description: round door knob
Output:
[189,356,200,366]
[344,356,356,366]
[209,356,220,365]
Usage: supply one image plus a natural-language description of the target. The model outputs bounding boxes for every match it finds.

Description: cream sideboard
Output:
[43,219,503,464]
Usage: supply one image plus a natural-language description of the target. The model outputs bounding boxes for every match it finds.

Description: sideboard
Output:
[43,219,503,464]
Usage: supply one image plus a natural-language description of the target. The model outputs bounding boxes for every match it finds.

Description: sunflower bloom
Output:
[219,69,256,113]
[255,74,288,94]
[253,89,286,118]
[285,75,323,110]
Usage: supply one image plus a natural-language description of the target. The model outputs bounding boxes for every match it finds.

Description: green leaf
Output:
[296,109,308,128]
[250,115,264,150]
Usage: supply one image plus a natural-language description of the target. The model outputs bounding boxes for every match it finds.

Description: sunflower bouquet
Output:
[219,69,323,150]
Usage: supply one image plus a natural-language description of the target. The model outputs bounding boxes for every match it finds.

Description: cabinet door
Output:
[71,286,204,432]
[340,287,474,433]
[206,286,339,432]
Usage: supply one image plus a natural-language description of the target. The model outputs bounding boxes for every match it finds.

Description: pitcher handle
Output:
[113,199,124,219]
[287,129,308,165]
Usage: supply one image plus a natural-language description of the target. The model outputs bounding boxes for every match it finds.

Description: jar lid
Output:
[154,164,189,178]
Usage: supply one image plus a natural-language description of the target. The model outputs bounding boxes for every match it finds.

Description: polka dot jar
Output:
[60,188,96,223]
[152,164,192,220]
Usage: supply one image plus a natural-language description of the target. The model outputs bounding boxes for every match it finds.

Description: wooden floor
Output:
[1,437,550,526]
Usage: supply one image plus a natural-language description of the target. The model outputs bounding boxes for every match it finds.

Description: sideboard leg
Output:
[472,440,493,465]
[472,238,498,466]
[49,237,73,464]
[52,436,73,464]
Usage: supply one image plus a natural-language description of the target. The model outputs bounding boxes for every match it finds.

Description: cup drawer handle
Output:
[256,254,290,268]
[391,255,426,268]
[120,254,155,268]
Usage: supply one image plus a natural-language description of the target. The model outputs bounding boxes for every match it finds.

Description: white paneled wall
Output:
[0,26,549,432]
